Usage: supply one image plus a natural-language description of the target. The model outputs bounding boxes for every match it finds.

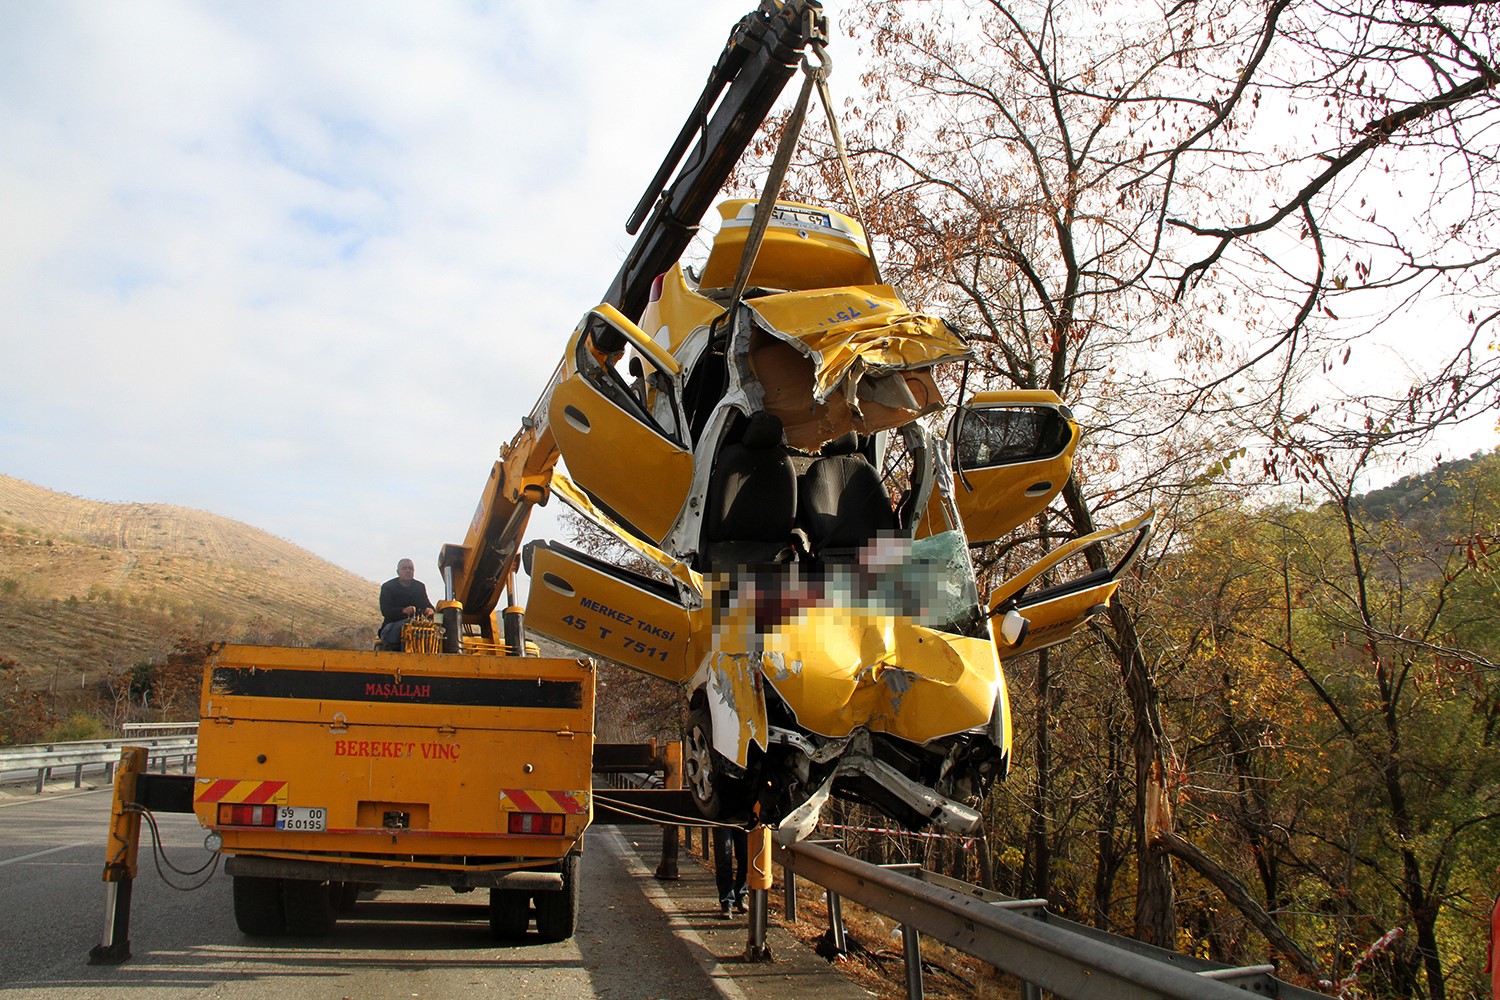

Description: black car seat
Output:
[702,411,798,569]
[797,433,896,561]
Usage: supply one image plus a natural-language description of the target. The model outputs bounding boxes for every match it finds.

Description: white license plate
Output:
[773,206,831,229]
[276,806,326,832]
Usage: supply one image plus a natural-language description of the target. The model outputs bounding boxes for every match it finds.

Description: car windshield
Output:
[831,530,982,634]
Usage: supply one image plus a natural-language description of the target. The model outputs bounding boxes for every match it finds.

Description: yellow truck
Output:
[193,642,594,939]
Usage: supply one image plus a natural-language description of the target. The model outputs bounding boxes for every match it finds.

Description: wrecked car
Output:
[520,198,1153,842]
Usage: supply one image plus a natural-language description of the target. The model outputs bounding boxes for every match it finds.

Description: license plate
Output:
[773,206,831,229]
[276,806,327,832]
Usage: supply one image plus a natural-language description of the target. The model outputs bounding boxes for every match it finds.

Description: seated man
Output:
[378,558,434,650]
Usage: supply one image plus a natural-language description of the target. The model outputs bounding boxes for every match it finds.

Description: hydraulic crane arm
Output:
[438,1,826,639]
[609,0,827,319]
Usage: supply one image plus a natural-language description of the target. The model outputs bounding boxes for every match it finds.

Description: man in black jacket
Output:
[378,558,434,650]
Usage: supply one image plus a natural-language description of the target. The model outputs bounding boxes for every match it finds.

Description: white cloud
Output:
[0,0,825,595]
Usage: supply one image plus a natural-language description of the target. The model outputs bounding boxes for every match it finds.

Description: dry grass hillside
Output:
[0,474,379,690]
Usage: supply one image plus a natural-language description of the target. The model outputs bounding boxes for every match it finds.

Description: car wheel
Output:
[684,703,754,821]
[283,878,337,936]
[533,852,581,943]
[333,880,360,913]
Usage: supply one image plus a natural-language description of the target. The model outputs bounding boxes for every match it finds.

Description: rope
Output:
[125,804,221,891]
[818,822,978,846]
[592,792,752,831]
[810,42,882,285]
[725,50,822,309]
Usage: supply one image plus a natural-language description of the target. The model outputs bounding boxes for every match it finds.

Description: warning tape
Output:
[818,822,980,846]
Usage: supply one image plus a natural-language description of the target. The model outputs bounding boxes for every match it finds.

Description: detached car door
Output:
[523,539,698,685]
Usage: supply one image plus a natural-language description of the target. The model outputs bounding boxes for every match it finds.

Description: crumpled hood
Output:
[747,284,969,402]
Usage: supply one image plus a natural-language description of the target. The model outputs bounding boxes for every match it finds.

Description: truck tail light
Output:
[508,812,565,836]
[218,803,278,827]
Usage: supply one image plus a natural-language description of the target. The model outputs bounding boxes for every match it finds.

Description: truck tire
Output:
[283,878,337,936]
[232,875,286,936]
[334,881,360,913]
[489,888,530,939]
[534,852,581,943]
[684,703,753,821]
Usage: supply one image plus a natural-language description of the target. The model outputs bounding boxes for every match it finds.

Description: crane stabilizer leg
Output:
[88,746,147,965]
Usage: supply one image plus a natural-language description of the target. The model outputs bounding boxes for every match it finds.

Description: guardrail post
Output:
[902,924,924,999]
[89,746,146,965]
[745,825,773,962]
[827,889,847,955]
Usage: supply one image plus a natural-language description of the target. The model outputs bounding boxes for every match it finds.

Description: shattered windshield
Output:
[832,530,982,634]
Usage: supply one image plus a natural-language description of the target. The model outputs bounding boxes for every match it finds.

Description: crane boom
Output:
[438,1,827,639]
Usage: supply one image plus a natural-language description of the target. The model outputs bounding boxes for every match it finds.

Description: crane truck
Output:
[185,0,1152,942]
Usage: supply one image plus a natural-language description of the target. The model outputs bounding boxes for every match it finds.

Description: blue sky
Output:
[0,1,850,591]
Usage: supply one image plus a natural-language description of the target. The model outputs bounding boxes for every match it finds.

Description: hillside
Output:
[0,474,379,688]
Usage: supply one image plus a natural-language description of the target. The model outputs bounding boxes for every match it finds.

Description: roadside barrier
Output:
[1,731,198,794]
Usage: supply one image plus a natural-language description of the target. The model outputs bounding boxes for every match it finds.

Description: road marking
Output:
[0,843,88,867]
[598,826,751,1000]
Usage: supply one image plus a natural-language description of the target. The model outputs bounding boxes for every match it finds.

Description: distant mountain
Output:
[1349,449,1497,524]
[0,474,379,687]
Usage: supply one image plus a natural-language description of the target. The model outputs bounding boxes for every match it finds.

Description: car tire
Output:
[684,703,754,821]
[489,888,530,939]
[283,878,337,936]
[232,875,286,936]
[534,852,581,943]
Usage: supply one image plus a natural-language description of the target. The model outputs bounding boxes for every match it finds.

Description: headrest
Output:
[742,411,785,450]
[820,432,859,456]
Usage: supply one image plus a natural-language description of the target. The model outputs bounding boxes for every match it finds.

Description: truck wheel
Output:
[534,852,581,943]
[684,704,752,821]
[489,888,530,939]
[334,881,360,913]
[232,875,286,936]
[283,879,337,936]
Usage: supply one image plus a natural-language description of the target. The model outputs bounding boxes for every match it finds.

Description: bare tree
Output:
[736,0,1500,964]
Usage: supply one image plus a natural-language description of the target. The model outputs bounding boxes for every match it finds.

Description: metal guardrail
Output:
[0,732,199,794]
[775,839,1330,1000]
[122,722,199,737]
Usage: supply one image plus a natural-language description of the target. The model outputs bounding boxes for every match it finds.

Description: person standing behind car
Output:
[378,558,434,650]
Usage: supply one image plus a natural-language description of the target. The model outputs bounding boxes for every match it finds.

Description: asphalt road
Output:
[0,788,745,999]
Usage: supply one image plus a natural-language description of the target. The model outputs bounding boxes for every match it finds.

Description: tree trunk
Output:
[1024,647,1053,902]
[1093,698,1127,930]
[1064,476,1176,946]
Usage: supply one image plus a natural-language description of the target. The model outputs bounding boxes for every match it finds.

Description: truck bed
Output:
[194,643,595,874]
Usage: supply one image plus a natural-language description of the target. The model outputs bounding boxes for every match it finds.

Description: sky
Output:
[0,2,857,595]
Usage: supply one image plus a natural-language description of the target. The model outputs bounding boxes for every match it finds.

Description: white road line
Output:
[598,826,751,1000]
[0,843,89,867]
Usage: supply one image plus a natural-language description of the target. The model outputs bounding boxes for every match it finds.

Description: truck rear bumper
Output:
[224,854,565,892]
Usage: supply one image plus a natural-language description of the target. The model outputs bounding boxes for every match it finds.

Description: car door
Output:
[924,390,1078,544]
[524,539,699,684]
[548,305,696,544]
[987,512,1154,659]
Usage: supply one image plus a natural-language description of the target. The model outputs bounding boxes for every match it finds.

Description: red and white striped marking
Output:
[498,789,588,814]
[195,778,289,805]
